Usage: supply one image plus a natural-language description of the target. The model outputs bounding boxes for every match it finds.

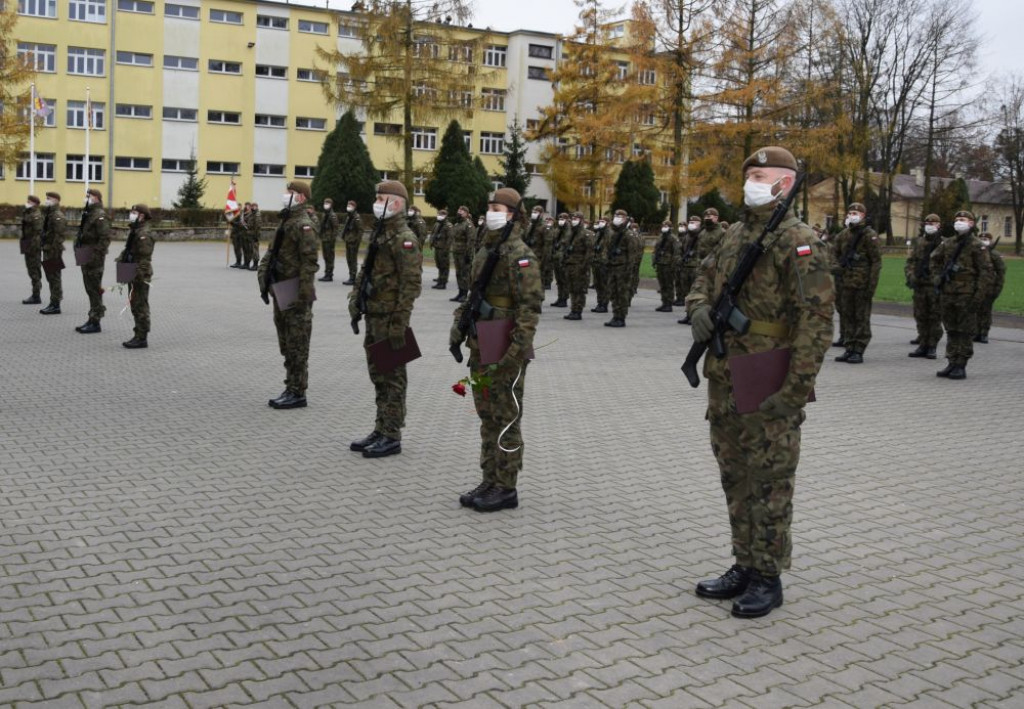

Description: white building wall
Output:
[161,14,202,207]
[506,32,558,212]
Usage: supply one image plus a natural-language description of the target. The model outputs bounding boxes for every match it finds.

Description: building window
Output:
[528,44,553,59]
[67,101,104,129]
[640,110,656,126]
[256,14,287,29]
[527,66,549,81]
[483,45,507,67]
[296,117,327,131]
[616,61,629,80]
[68,47,105,76]
[210,8,242,24]
[480,132,504,155]
[17,42,57,73]
[481,88,506,112]
[413,174,426,196]
[295,165,316,178]
[163,55,198,70]
[980,214,989,233]
[638,69,656,85]
[463,132,472,151]
[209,59,242,75]
[164,3,198,19]
[66,154,104,182]
[17,153,55,180]
[254,113,286,128]
[448,43,473,63]
[115,50,152,66]
[608,23,625,39]
[298,19,328,34]
[69,0,106,23]
[373,122,401,136]
[253,163,286,176]
[18,0,57,18]
[1004,216,1012,237]
[411,127,437,151]
[115,156,151,170]
[448,89,474,109]
[412,36,439,59]
[115,103,151,118]
[575,144,593,159]
[255,64,287,79]
[296,68,324,82]
[526,119,540,133]
[162,106,197,121]
[31,98,57,127]
[161,158,193,172]
[338,20,362,38]
[208,110,241,125]
[117,0,153,13]
[206,161,239,174]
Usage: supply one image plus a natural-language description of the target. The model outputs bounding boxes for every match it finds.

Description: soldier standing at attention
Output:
[116,204,156,349]
[541,215,556,290]
[341,200,363,284]
[549,213,571,308]
[562,211,593,320]
[451,187,543,513]
[247,203,262,271]
[75,188,110,334]
[905,214,944,359]
[975,232,1005,344]
[241,202,258,270]
[318,198,340,282]
[629,218,644,299]
[603,209,640,328]
[449,206,474,302]
[589,214,610,312]
[258,182,320,409]
[430,209,451,289]
[406,205,427,247]
[229,204,247,268]
[349,181,423,458]
[676,216,702,323]
[832,203,881,364]
[523,205,546,274]
[930,210,994,379]
[39,192,67,315]
[20,195,44,305]
[698,208,726,261]
[653,219,680,312]
[686,146,834,619]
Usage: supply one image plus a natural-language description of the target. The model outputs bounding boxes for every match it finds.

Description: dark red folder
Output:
[729,348,816,415]
[74,246,93,266]
[42,255,65,275]
[476,319,535,366]
[116,262,138,284]
[366,327,421,374]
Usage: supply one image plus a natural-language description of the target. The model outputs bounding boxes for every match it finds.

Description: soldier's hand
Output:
[758,392,803,418]
[388,324,406,351]
[690,305,714,343]
[348,300,360,321]
[449,324,464,348]
[351,318,360,335]
[260,292,270,305]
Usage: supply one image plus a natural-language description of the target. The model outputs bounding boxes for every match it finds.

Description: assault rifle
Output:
[838,227,865,269]
[351,199,390,334]
[934,234,969,295]
[449,199,523,363]
[679,230,698,265]
[259,197,293,304]
[681,172,806,388]
[428,217,445,248]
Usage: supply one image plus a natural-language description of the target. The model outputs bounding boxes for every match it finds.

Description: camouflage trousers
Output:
[241,236,256,267]
[364,316,408,440]
[565,261,589,314]
[24,251,42,296]
[940,296,976,365]
[708,380,802,576]
[345,240,360,280]
[977,297,997,336]
[606,264,632,320]
[676,265,696,305]
[321,237,336,276]
[469,352,527,490]
[129,279,151,338]
[912,287,943,347]
[833,274,847,341]
[434,247,450,284]
[631,257,642,296]
[655,264,675,306]
[837,286,873,353]
[591,262,608,306]
[273,301,313,394]
[81,263,106,321]
[249,234,260,266]
[44,259,63,304]
[541,254,554,289]
[453,249,470,292]
[232,234,244,264]
[554,258,568,303]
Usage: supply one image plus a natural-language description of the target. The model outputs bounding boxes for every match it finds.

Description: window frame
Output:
[254,113,287,128]
[67,46,106,76]
[114,103,152,119]
[209,8,242,25]
[207,110,241,125]
[253,163,286,177]
[298,19,328,34]
[163,55,199,71]
[206,161,240,175]
[65,154,104,183]
[162,106,197,122]
[294,165,316,179]
[255,14,288,29]
[66,101,105,129]
[114,156,151,170]
[164,3,199,19]
[411,126,437,151]
[115,50,153,67]
[17,42,57,73]
[18,0,57,19]
[17,152,56,181]
[480,131,504,155]
[68,0,107,23]
[483,44,507,68]
[255,64,287,79]
[116,0,153,14]
[208,59,242,75]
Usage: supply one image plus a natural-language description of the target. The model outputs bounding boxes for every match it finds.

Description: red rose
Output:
[452,382,467,397]
[100,287,106,295]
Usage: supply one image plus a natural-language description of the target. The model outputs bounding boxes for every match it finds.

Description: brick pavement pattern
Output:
[2,240,1023,708]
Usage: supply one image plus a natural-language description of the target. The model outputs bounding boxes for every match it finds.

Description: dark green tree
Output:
[473,156,492,215]
[687,188,739,225]
[922,177,973,238]
[499,118,531,196]
[312,111,378,210]
[425,120,490,215]
[612,159,666,228]
[172,151,207,209]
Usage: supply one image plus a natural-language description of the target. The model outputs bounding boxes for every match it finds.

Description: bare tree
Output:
[994,77,1024,255]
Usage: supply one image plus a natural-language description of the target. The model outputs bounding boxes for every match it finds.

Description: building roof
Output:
[892,174,1014,207]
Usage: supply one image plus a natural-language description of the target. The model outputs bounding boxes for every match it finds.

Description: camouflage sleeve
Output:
[582,231,594,270]
[508,246,543,359]
[993,252,1006,295]
[684,250,718,314]
[298,219,320,302]
[779,231,835,408]
[972,241,994,302]
[391,229,423,330]
[29,212,44,241]
[95,212,111,255]
[928,240,945,281]
[904,243,917,284]
[866,228,882,291]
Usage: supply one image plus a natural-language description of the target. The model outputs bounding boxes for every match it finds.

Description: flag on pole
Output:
[86,98,94,128]
[34,94,51,118]
[225,178,239,214]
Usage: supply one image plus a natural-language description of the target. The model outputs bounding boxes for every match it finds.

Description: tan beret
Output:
[847,203,866,214]
[924,213,940,222]
[376,180,408,201]
[286,181,312,200]
[954,210,975,221]
[45,191,61,201]
[27,195,40,205]
[87,188,103,200]
[703,208,719,218]
[131,203,152,218]
[489,187,522,211]
[741,146,798,173]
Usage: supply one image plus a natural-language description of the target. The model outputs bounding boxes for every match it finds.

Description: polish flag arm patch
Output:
[402,240,415,249]
[518,258,531,267]
[796,244,812,257]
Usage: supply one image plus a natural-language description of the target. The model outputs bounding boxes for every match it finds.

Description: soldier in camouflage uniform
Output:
[698,208,726,261]
[930,210,995,379]
[541,216,556,290]
[975,232,1006,344]
[406,205,428,247]
[20,195,44,305]
[318,198,340,282]
[258,182,320,408]
[653,219,680,311]
[247,203,262,271]
[686,146,834,619]
[75,189,111,334]
[603,209,641,327]
[39,192,67,315]
[562,211,593,320]
[449,206,475,302]
[430,209,451,289]
[341,200,364,284]
[905,213,944,359]
[229,206,247,268]
[589,215,610,313]
[676,217,702,323]
[116,204,156,349]
[550,213,571,307]
[522,206,547,276]
[831,203,881,364]
[629,219,644,298]
[349,181,423,458]
[473,214,487,253]
[241,203,259,269]
[451,187,543,513]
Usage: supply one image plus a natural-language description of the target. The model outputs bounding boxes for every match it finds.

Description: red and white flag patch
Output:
[518,258,531,268]
[796,244,812,257]
[402,240,415,249]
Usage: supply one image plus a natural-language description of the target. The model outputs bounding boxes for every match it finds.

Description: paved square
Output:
[2,239,1023,708]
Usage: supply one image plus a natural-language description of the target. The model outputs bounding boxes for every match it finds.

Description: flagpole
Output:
[85,87,91,196]
[29,83,36,195]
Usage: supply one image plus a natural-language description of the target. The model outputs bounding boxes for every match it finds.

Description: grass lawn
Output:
[875,254,1023,316]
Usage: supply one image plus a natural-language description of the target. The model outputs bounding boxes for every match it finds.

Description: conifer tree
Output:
[612,159,665,228]
[312,111,378,210]
[500,119,532,196]
[172,151,207,209]
[425,120,490,216]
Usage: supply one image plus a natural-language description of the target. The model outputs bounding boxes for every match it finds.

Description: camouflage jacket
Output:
[697,223,725,261]
[523,217,546,251]
[231,218,247,241]
[118,221,155,281]
[590,226,609,265]
[406,213,427,245]
[258,203,320,303]
[686,203,834,409]
[904,232,942,289]
[77,203,111,267]
[562,224,593,268]
[41,205,68,259]
[21,206,43,250]
[832,224,881,291]
[349,213,422,326]
[452,222,542,362]
[449,217,475,253]
[680,229,701,267]
[929,232,993,299]
[248,210,262,238]
[429,219,450,250]
[341,210,363,245]
[604,224,640,269]
[319,209,340,242]
[984,247,1006,298]
[653,230,681,268]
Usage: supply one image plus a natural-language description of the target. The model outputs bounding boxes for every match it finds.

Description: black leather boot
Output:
[40,303,61,315]
[835,349,853,362]
[22,293,41,305]
[678,316,691,325]
[846,351,863,364]
[672,299,686,306]
[564,312,582,320]
[268,390,290,407]
[936,362,955,377]
[432,281,447,289]
[910,337,920,345]
[947,365,966,380]
[974,334,988,343]
[77,320,101,334]
[342,276,356,285]
[472,485,518,512]
[832,339,845,348]
[350,431,382,451]
[655,304,673,312]
[695,565,751,599]
[551,298,568,307]
[449,289,465,302]
[925,347,937,359]
[318,273,333,282]
[604,318,625,328]
[590,304,608,313]
[731,571,783,618]
[362,435,401,458]
[122,337,148,349]
[908,345,929,358]
[459,481,492,508]
[271,391,307,409]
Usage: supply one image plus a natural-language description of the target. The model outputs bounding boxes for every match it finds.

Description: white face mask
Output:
[46,199,56,207]
[226,212,235,222]
[846,214,862,226]
[980,238,991,246]
[612,216,625,226]
[953,221,971,234]
[281,193,294,209]
[661,227,670,234]
[678,226,686,233]
[557,219,566,227]
[532,212,541,221]
[323,203,331,210]
[924,224,939,235]
[571,218,580,227]
[743,178,779,208]
[347,205,355,212]
[373,202,386,219]
[129,211,139,223]
[688,222,700,232]
[438,214,447,221]
[25,202,34,209]
[88,197,99,206]
[596,221,606,229]
[407,209,416,217]
[485,210,508,230]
